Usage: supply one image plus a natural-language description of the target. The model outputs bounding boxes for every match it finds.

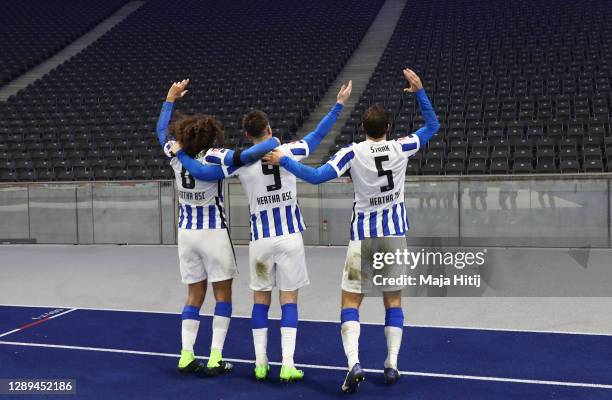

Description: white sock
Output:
[181,319,200,353]
[384,326,403,369]
[280,327,297,368]
[341,320,360,369]
[252,327,268,366]
[211,315,230,353]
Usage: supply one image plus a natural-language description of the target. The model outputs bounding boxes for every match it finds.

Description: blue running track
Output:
[0,305,611,399]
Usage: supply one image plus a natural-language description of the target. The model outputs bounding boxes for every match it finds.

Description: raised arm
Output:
[156,101,174,147]
[262,149,338,185]
[403,69,440,145]
[301,81,352,153]
[156,79,190,147]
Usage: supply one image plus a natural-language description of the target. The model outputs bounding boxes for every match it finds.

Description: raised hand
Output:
[336,80,353,105]
[402,69,423,93]
[166,79,190,102]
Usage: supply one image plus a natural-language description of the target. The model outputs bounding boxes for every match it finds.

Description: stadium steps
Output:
[297,0,408,166]
[0,1,145,102]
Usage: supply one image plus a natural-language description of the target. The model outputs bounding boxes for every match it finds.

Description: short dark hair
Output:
[362,105,389,139]
[242,110,269,138]
[169,113,224,157]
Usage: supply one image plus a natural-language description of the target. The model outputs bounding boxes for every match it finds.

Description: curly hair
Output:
[169,113,224,157]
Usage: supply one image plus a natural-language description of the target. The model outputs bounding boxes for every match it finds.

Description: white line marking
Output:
[0,340,611,390]
[48,308,78,320]
[0,329,20,338]
[1,303,612,337]
[0,308,77,338]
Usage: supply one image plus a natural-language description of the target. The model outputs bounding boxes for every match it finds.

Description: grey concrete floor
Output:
[1,245,611,335]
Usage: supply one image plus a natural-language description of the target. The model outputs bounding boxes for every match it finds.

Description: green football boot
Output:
[279,365,304,382]
[205,349,233,376]
[178,350,207,377]
[254,364,270,381]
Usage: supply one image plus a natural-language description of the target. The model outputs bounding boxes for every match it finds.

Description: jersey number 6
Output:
[180,167,196,189]
[374,155,394,192]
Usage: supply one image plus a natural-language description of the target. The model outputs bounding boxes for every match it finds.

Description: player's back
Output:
[350,139,408,210]
[328,135,420,239]
[165,143,227,230]
[231,141,308,241]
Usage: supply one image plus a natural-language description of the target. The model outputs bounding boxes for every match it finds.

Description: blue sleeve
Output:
[156,101,174,147]
[176,150,226,181]
[412,89,440,146]
[279,156,338,184]
[301,103,343,153]
[221,137,279,166]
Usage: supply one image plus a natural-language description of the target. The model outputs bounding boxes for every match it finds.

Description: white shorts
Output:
[341,236,408,294]
[248,232,309,291]
[178,228,237,284]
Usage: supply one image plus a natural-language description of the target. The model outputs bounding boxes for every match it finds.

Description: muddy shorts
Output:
[341,236,408,294]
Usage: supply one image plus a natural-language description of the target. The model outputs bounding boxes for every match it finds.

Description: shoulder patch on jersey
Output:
[227,165,240,175]
[163,141,175,157]
[205,155,223,164]
[397,134,418,152]
[397,134,416,142]
[335,150,355,170]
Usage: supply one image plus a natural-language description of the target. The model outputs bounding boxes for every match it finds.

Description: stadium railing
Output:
[0,174,610,248]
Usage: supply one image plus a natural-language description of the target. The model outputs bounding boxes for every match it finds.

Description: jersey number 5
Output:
[180,167,196,189]
[375,155,394,192]
[262,164,282,191]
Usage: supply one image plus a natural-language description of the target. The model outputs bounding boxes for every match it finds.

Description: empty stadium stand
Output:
[0,0,128,85]
[334,0,612,174]
[0,0,384,182]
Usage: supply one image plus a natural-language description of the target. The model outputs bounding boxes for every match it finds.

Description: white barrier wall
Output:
[0,175,610,247]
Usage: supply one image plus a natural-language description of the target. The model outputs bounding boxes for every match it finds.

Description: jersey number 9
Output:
[262,164,282,191]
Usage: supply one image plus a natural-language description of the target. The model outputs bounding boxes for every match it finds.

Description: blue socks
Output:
[182,304,200,321]
[251,303,270,329]
[340,308,360,368]
[384,307,404,369]
[385,307,404,328]
[181,305,201,354]
[341,307,359,323]
[251,303,270,366]
[211,302,232,355]
[280,303,298,367]
[280,303,298,328]
[214,302,232,318]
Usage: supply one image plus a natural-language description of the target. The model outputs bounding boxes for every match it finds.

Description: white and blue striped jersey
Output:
[164,141,231,230]
[326,135,421,240]
[225,140,310,241]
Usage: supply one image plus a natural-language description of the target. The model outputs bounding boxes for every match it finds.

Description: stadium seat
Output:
[0,0,385,181]
[334,0,612,175]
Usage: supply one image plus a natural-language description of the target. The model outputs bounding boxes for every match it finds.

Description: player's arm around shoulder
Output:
[203,147,230,165]
[262,147,339,185]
